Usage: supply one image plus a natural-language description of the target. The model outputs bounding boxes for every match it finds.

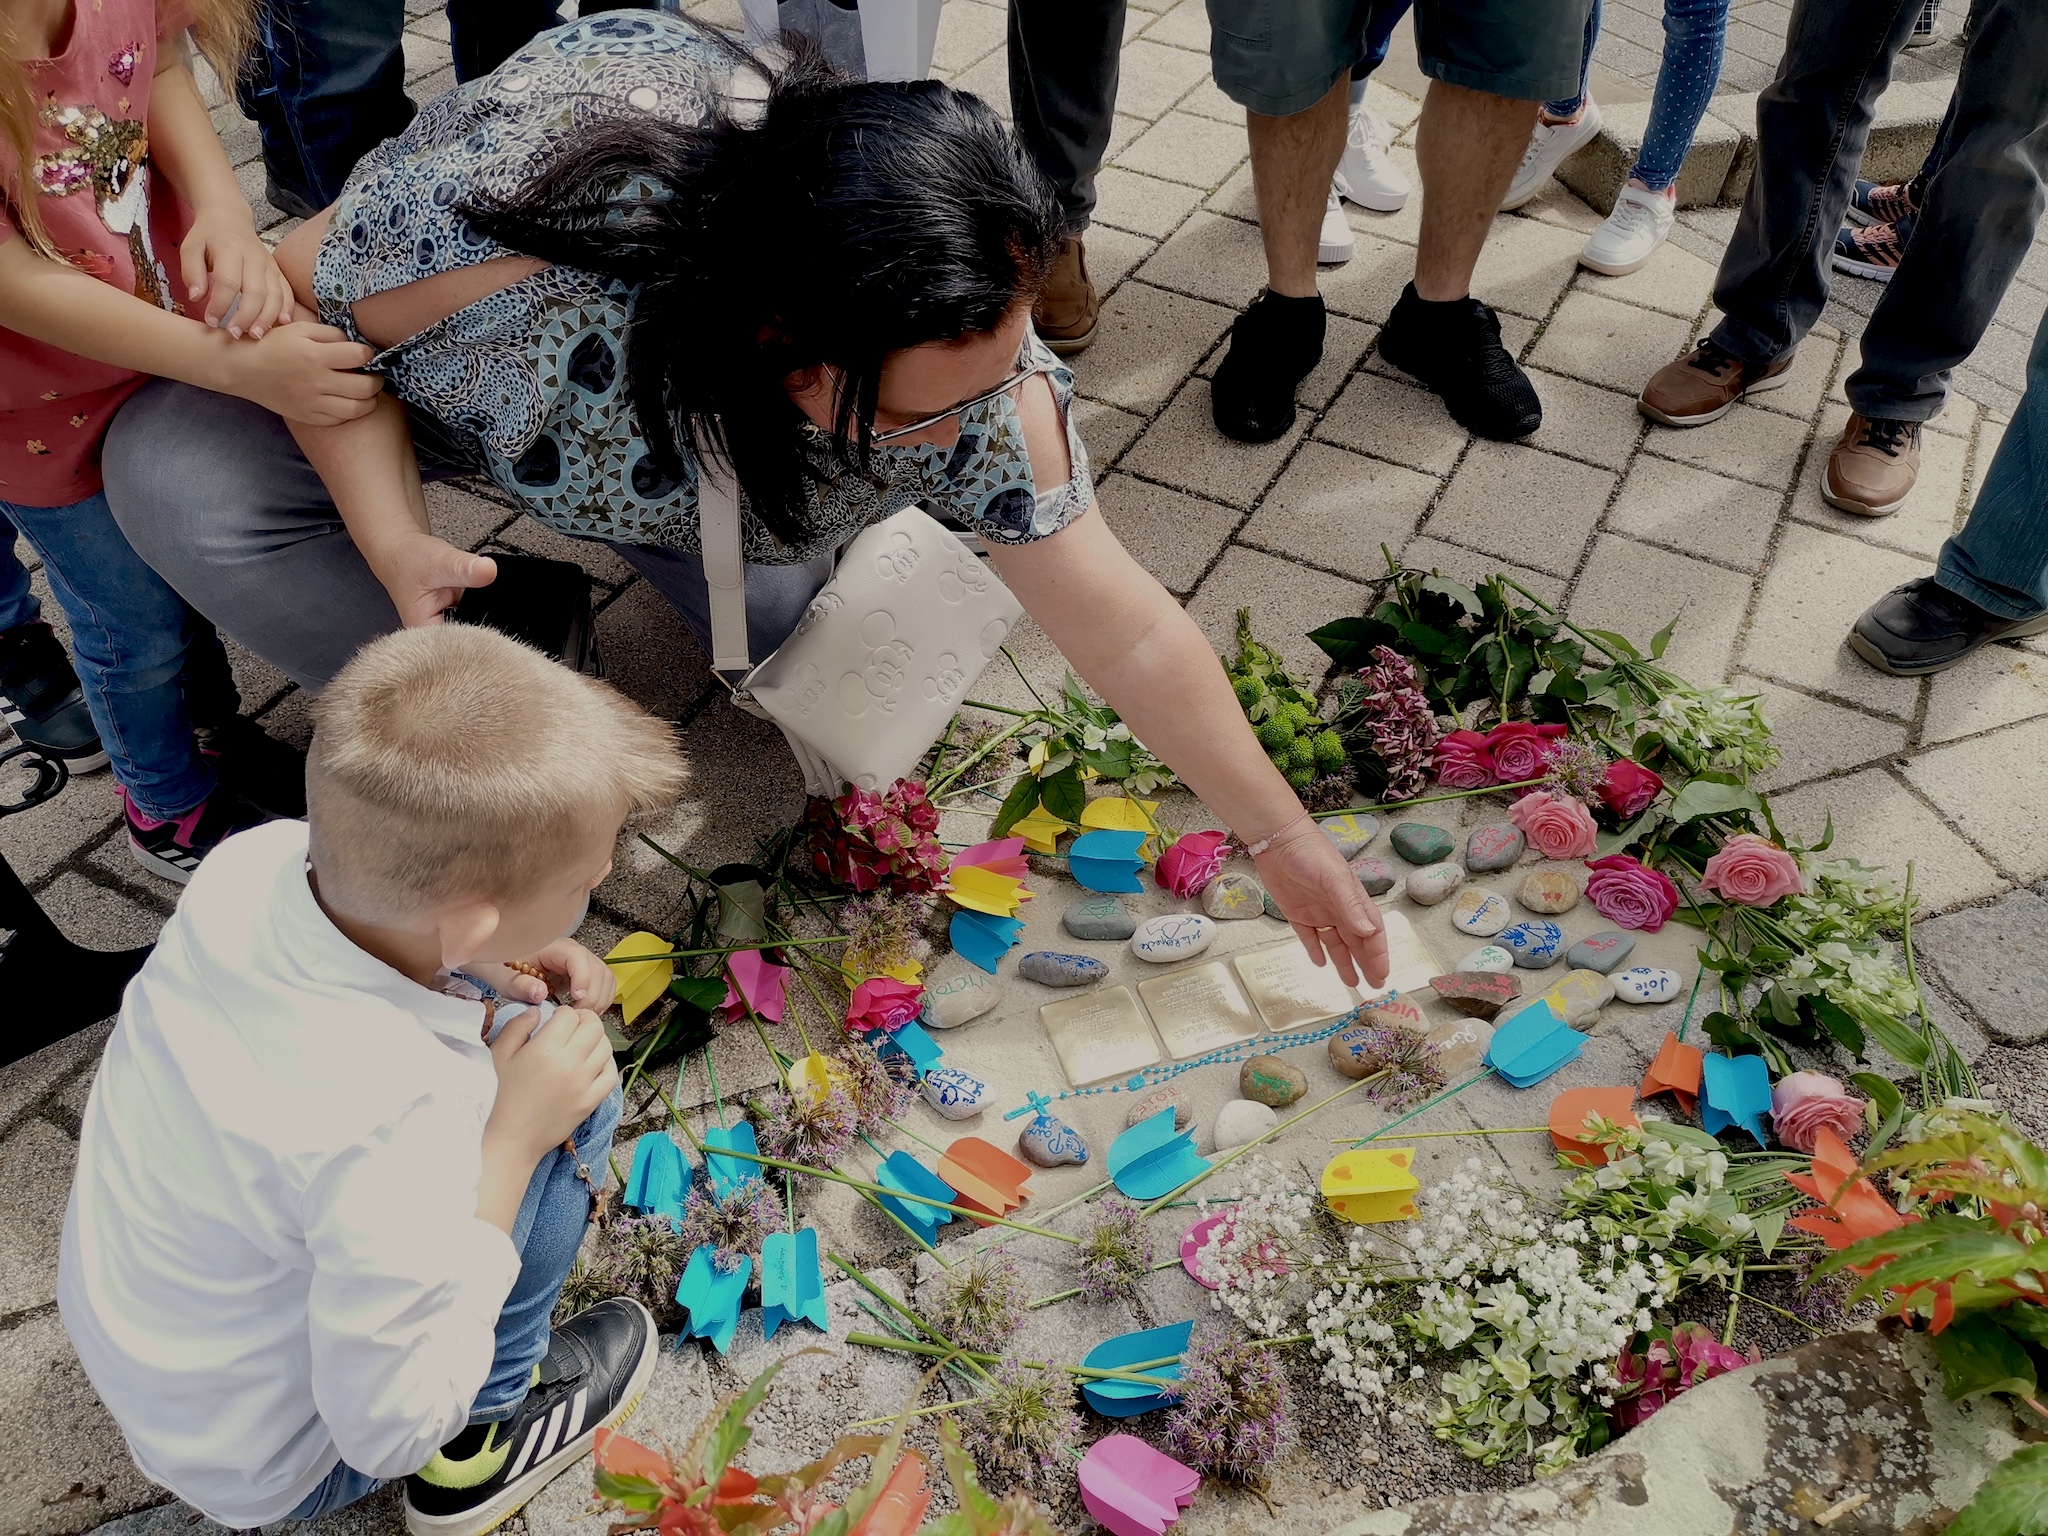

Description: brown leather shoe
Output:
[1638,337,1797,426]
[1824,413,1921,516]
[1034,236,1099,355]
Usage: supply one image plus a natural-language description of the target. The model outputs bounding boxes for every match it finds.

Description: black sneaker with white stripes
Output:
[124,786,270,884]
[0,621,106,772]
[403,1298,657,1536]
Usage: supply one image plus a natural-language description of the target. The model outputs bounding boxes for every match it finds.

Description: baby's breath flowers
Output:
[932,1251,1029,1354]
[1163,1329,1294,1486]
[957,1356,1081,1480]
[1077,1196,1155,1304]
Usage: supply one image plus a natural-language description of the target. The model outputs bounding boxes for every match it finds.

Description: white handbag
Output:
[698,468,1025,797]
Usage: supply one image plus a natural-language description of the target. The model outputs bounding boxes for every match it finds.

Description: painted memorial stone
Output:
[1565,930,1636,974]
[1403,861,1466,906]
[921,1067,989,1120]
[1457,943,1516,974]
[1239,1054,1307,1107]
[1464,823,1526,873]
[1449,887,1511,936]
[1351,856,1398,896]
[1499,920,1567,968]
[1131,913,1215,962]
[1322,812,1382,858]
[924,966,1001,1029]
[1531,967,1615,1026]
[1213,1098,1278,1151]
[1390,822,1454,865]
[1064,894,1137,942]
[1019,1112,1089,1167]
[1426,1016,1493,1078]
[1516,869,1582,914]
[1203,872,1266,921]
[1612,966,1682,1004]
[1126,1084,1192,1131]
[1329,996,1427,1078]
[1429,970,1522,1020]
[1020,950,1109,987]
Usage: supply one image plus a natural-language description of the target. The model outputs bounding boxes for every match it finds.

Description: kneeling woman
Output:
[104,11,1385,982]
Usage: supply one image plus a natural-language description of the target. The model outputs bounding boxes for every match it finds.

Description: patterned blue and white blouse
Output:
[311,11,1094,564]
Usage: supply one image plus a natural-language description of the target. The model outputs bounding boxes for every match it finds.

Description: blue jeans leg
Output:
[1633,0,1731,189]
[0,492,212,821]
[1935,306,2048,621]
[0,518,40,632]
[239,0,414,210]
[1542,0,1600,118]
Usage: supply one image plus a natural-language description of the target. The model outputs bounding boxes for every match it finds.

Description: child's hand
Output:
[485,1005,617,1160]
[473,940,620,1012]
[180,207,295,339]
[221,320,384,425]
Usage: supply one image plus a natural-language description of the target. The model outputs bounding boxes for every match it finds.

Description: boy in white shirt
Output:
[59,624,687,1536]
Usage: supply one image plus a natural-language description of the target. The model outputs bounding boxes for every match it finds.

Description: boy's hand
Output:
[220,320,384,425]
[485,1005,617,1161]
[181,206,295,339]
[472,940,619,1012]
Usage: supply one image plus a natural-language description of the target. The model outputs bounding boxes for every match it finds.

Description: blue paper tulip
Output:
[623,1131,686,1222]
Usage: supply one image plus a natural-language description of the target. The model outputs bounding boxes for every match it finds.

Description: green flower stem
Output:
[960,698,1032,717]
[1342,1067,1496,1147]
[844,1399,973,1431]
[1722,1259,1746,1347]
[846,1334,1185,1390]
[1327,1126,1548,1142]
[1734,1291,1830,1337]
[825,1252,977,1370]
[1003,646,1052,711]
[1140,1069,1387,1216]
[635,834,715,884]
[1309,779,1544,820]
[1026,1255,1186,1311]
[600,937,850,964]
[929,712,1038,797]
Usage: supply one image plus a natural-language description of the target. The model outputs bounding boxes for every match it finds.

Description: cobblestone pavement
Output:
[1,3,2043,1533]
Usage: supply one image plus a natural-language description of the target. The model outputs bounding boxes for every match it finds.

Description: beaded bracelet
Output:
[1240,808,1312,859]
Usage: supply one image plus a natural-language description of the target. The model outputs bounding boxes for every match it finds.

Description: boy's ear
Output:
[435,900,502,973]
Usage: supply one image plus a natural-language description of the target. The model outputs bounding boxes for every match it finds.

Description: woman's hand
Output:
[1250,818,1390,990]
[180,206,296,338]
[365,531,497,627]
[219,320,384,425]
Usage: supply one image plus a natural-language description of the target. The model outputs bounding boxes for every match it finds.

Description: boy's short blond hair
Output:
[307,625,685,920]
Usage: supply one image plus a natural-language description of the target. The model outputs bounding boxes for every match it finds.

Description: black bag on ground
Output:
[450,553,604,676]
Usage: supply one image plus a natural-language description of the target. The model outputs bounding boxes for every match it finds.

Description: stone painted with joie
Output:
[1131,913,1216,962]
[1612,966,1682,1004]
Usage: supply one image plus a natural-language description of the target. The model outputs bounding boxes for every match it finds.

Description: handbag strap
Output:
[697,463,752,674]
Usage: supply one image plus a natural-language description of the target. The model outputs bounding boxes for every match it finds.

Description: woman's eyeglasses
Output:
[867,356,1041,444]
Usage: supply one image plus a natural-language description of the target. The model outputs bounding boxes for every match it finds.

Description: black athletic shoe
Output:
[0,621,107,772]
[404,1298,658,1536]
[1848,576,2048,676]
[1211,290,1325,443]
[1376,283,1542,440]
[195,714,307,819]
[124,785,270,884]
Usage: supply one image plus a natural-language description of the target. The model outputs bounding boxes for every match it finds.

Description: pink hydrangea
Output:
[1700,832,1806,907]
[1771,1071,1865,1153]
[1612,1323,1758,1431]
[1507,790,1600,861]
[1157,829,1229,898]
[1432,729,1497,789]
[1584,854,1680,931]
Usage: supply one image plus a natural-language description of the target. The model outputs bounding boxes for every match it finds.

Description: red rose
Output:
[1597,759,1664,820]
[1432,729,1497,789]
[1584,854,1680,931]
[1484,721,1569,783]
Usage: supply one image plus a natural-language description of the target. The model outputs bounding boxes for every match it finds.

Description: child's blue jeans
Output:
[284,1082,623,1520]
[1936,303,2048,622]
[1546,0,1732,192]
[0,491,215,821]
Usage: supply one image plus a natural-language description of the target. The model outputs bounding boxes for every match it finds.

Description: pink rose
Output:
[1432,730,1497,789]
[845,977,924,1034]
[1771,1071,1864,1154]
[1700,833,1806,907]
[1507,790,1600,861]
[1598,759,1665,820]
[1156,829,1228,898]
[1584,854,1680,931]
[1484,721,1569,783]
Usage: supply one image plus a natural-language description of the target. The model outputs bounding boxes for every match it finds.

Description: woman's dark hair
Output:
[463,43,1064,547]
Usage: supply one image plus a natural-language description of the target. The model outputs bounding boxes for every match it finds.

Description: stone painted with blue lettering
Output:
[1131,913,1216,962]
[1018,1112,1089,1167]
[921,1067,990,1120]
[1612,966,1681,1004]
[1499,920,1567,969]
[1019,950,1109,987]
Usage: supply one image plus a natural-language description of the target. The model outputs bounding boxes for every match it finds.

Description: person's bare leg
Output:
[1247,74,1351,297]
[1413,79,1540,300]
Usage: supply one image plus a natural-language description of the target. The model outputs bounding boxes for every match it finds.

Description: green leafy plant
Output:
[976,672,1173,839]
[1226,608,1345,792]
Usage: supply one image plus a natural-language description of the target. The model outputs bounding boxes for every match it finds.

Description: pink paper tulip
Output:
[1700,832,1806,907]
[1771,1071,1865,1153]
[1156,829,1228,898]
[1507,790,1600,861]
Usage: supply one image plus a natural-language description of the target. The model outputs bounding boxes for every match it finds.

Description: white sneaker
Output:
[1333,104,1410,213]
[1319,184,1354,264]
[1500,100,1603,211]
[1577,184,1676,275]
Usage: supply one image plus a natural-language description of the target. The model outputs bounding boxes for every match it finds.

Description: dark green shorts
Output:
[1204,0,1594,116]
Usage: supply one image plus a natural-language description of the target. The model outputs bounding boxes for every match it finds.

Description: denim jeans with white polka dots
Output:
[1543,0,1731,192]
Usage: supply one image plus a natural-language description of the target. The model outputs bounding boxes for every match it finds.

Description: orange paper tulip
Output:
[1639,1033,1703,1115]
[1783,1127,1911,1255]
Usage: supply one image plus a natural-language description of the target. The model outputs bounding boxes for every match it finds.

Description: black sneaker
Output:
[1376,283,1543,440]
[124,785,270,884]
[0,622,107,772]
[1848,576,2048,676]
[195,714,307,819]
[1211,290,1325,443]
[1847,178,1918,228]
[1832,215,1914,282]
[403,1298,657,1536]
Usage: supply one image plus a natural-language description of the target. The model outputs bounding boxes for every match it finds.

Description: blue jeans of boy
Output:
[1545,0,1730,191]
[284,1081,623,1519]
[1935,305,2048,622]
[0,492,215,821]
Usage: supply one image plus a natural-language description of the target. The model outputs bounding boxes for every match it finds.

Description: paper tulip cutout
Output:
[938,1135,1033,1220]
[1080,796,1161,843]
[677,1245,750,1354]
[1640,1033,1704,1115]
[723,949,788,1023]
[1155,830,1228,899]
[952,837,1031,880]
[846,977,924,1034]
[702,1120,761,1200]
[945,862,1030,918]
[1547,1086,1640,1166]
[949,909,1025,973]
[623,1131,686,1222]
[1069,829,1149,893]
[788,1049,842,1110]
[1484,998,1582,1088]
[1011,804,1071,855]
[1081,1320,1194,1417]
[758,1227,828,1340]
[1108,1108,1210,1202]
[1700,1052,1772,1146]
[1179,1206,1287,1290]
[1078,1435,1200,1536]
[1321,1148,1420,1223]
[873,1151,957,1248]
[606,931,676,1026]
[874,1017,944,1078]
[1784,1126,1912,1255]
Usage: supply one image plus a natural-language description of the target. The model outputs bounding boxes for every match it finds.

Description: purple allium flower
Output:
[753,1079,861,1171]
[958,1355,1082,1479]
[1340,1017,1446,1112]
[553,1213,690,1325]
[1163,1328,1294,1483]
[838,1037,918,1133]
[680,1175,783,1273]
[932,1251,1029,1353]
[838,890,935,980]
[1078,1197,1156,1304]
[1540,738,1612,804]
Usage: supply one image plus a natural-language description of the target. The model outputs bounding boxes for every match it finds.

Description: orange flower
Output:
[1783,1127,1909,1256]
